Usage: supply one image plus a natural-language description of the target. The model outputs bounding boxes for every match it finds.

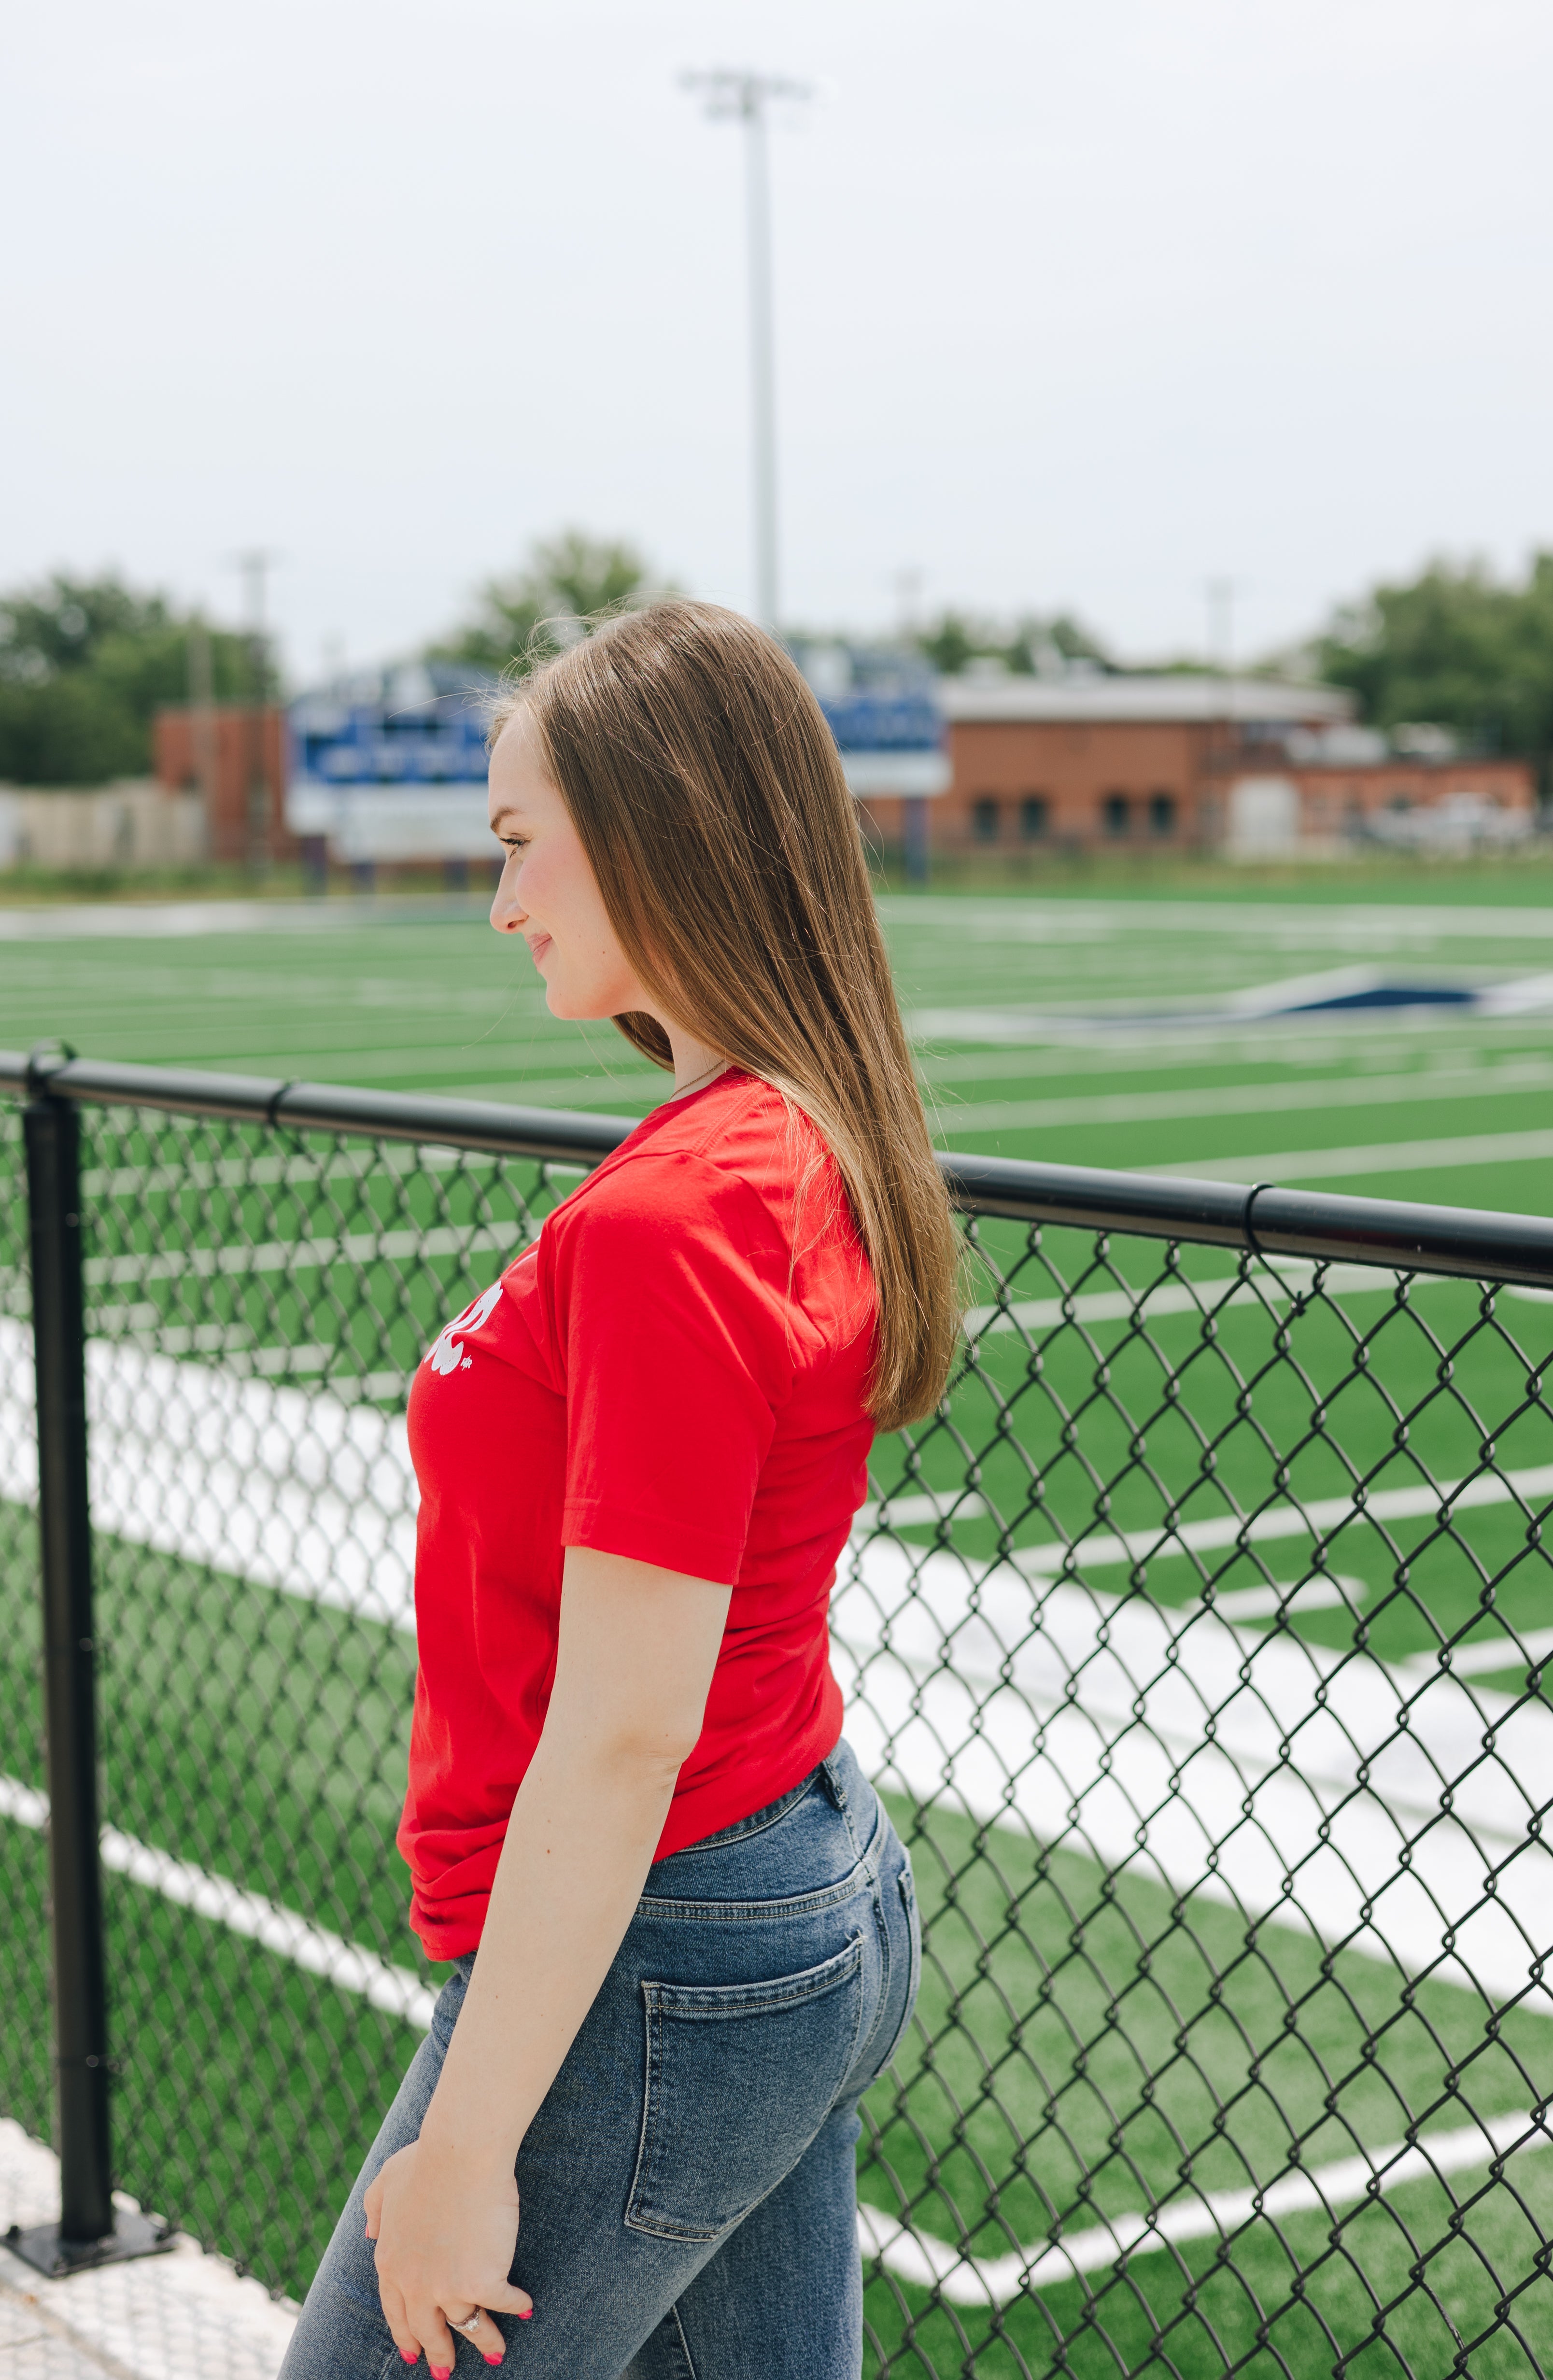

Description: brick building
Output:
[852,675,1536,858]
[154,705,295,867]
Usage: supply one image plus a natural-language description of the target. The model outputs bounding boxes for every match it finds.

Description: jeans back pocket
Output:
[872,1862,921,2082]
[626,1934,867,2240]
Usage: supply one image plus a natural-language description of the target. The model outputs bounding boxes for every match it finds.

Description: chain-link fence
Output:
[6,1050,1553,2377]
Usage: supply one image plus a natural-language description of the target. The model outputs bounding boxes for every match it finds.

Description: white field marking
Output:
[1198,1573,1356,1620]
[960,1258,1441,1339]
[856,2109,1552,2307]
[861,1437,1553,1577]
[1156,1127,1553,1184]
[876,896,1553,946]
[914,1026,1546,1082]
[907,964,1538,1049]
[931,1059,1553,1139]
[1004,1462,1553,1579]
[0,898,495,940]
[79,1142,581,1207]
[0,1317,422,1630]
[113,1043,653,1095]
[905,1004,1541,1054]
[1398,1626,1553,1681]
[3,959,527,1012]
[834,1533,1553,2009]
[434,1077,660,1107]
[866,1466,1371,1609]
[0,1775,436,2030]
[80,1214,530,1290]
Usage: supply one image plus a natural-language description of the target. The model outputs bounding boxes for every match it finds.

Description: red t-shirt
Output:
[397,1070,877,1961]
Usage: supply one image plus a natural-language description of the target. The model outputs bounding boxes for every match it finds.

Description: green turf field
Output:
[5,880,1553,2373]
[5,878,1553,1217]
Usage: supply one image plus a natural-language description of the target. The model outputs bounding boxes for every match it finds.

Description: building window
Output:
[1148,791,1177,837]
[1019,795,1048,841]
[1102,792,1130,838]
[972,796,1000,844]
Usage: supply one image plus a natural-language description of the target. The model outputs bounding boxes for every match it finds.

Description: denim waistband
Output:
[651,1736,867,1862]
[635,1737,881,1920]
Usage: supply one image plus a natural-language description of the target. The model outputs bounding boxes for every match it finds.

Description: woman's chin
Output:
[543,972,635,1023]
[545,984,600,1021]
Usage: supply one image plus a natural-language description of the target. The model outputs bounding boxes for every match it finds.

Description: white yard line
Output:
[866,1445,1553,1583]
[833,1533,1553,2010]
[1006,1461,1553,1577]
[1156,1126,1553,1183]
[0,1778,435,2031]
[908,1008,1525,1055]
[877,896,1553,945]
[0,900,482,941]
[932,1060,1553,1138]
[1404,1626,1553,1679]
[857,2109,1551,2306]
[960,1257,1441,1338]
[79,1216,529,1291]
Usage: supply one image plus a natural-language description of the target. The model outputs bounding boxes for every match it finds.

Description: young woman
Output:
[280,601,961,2380]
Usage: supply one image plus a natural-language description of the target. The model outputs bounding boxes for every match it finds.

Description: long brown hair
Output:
[491,599,961,1430]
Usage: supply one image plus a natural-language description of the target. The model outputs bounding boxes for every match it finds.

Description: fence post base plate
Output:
[4,2210,172,2278]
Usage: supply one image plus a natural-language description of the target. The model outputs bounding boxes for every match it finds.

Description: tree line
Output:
[6,540,1553,789]
[0,579,256,789]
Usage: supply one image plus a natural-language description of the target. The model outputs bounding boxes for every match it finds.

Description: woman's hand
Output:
[364,2139,533,2371]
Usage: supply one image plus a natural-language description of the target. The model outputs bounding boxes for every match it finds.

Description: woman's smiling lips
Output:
[525,932,553,968]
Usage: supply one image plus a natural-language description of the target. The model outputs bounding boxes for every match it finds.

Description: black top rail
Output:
[7,1047,1553,1291]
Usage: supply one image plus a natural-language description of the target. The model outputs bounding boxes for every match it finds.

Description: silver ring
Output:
[451,2311,482,2336]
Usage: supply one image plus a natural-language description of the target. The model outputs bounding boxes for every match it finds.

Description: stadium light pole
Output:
[682,70,812,631]
[232,549,281,874]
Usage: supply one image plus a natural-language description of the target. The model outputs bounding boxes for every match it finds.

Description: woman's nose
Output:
[489,885,526,934]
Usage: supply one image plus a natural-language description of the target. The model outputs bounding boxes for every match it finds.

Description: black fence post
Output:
[8,1080,166,2276]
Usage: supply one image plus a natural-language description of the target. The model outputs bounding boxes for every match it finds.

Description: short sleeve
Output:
[549,1155,793,1584]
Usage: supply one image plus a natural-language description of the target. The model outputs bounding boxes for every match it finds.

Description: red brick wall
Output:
[154,706,295,866]
[941,718,1222,851]
[856,723,1538,858]
[857,718,1231,855]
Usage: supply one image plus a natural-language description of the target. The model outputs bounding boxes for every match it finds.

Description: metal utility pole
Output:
[186,615,218,838]
[235,550,279,873]
[1206,577,1236,682]
[682,70,812,631]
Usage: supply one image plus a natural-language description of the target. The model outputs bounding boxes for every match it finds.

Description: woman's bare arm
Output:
[365,1547,732,2368]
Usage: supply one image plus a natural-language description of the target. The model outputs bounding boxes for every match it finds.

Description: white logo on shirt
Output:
[425,1278,505,1376]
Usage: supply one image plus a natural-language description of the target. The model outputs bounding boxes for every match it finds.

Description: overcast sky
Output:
[3,0,1550,680]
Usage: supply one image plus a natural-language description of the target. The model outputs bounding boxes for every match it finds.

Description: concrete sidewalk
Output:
[0,2123,295,2380]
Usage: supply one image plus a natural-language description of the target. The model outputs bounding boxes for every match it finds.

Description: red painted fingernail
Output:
[484,2359,502,2368]
[431,2367,451,2378]
[518,2307,533,2319]
[399,2357,417,2368]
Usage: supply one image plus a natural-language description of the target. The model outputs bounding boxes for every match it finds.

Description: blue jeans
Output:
[280,1740,919,2380]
